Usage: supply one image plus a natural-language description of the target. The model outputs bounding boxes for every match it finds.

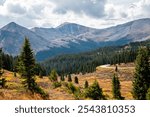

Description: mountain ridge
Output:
[0,18,150,60]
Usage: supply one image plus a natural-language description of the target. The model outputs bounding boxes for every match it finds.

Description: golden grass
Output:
[0,63,135,100]
[72,63,134,100]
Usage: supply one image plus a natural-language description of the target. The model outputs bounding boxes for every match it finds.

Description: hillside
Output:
[42,39,150,75]
[0,63,134,100]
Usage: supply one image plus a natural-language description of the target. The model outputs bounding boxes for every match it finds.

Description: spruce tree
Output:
[115,65,118,72]
[74,76,79,84]
[132,47,150,100]
[18,38,37,93]
[112,74,123,99]
[84,80,89,88]
[18,38,48,99]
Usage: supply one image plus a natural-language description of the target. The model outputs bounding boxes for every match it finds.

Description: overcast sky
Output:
[0,0,150,29]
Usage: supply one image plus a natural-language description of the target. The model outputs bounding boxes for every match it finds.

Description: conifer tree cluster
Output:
[42,45,138,75]
[0,48,14,73]
[0,48,6,88]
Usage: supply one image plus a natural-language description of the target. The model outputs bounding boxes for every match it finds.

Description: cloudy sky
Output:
[0,0,150,29]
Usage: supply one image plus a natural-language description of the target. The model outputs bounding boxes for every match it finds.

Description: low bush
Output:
[84,80,105,100]
[52,82,62,89]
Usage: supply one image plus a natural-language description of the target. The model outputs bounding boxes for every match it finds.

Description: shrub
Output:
[84,80,105,100]
[74,88,82,100]
[146,88,150,100]
[49,69,58,82]
[67,83,77,94]
[34,85,49,99]
[62,82,69,87]
[65,82,82,99]
[52,82,62,89]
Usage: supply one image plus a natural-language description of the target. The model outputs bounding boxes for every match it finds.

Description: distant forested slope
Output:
[41,39,150,75]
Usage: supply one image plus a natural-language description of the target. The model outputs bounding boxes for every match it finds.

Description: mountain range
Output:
[0,18,150,61]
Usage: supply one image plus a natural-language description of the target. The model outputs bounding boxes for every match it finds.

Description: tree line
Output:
[1,39,150,77]
[41,40,150,76]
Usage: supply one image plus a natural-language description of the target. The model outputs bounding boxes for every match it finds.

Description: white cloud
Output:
[135,0,150,18]
[0,0,55,27]
[0,0,150,29]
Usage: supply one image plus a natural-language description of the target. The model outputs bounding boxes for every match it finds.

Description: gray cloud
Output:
[0,15,13,27]
[0,14,36,28]
[142,3,150,17]
[51,0,106,18]
[120,12,128,18]
[7,3,26,15]
[0,0,5,5]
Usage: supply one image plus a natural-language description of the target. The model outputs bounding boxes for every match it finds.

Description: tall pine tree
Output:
[18,38,37,93]
[132,47,150,100]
